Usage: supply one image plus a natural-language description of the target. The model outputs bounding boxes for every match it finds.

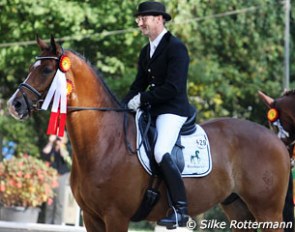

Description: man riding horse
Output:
[122,1,196,228]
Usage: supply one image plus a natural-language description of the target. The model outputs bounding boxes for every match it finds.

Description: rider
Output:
[122,1,195,228]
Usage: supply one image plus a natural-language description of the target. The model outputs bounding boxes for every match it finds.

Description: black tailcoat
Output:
[123,31,195,117]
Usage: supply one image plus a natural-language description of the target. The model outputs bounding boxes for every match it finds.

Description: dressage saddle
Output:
[137,109,197,174]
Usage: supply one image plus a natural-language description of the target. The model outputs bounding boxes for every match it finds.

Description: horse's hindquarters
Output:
[202,118,289,223]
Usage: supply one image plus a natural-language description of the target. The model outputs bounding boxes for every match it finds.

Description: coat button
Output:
[148,69,151,72]
[152,76,155,79]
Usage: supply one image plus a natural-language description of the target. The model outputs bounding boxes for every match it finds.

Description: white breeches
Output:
[154,114,187,163]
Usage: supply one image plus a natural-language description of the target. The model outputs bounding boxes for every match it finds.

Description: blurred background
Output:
[1,0,294,157]
[0,0,294,231]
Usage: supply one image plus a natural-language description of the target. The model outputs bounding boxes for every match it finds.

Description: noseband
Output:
[18,56,60,114]
[18,82,43,115]
[18,54,135,153]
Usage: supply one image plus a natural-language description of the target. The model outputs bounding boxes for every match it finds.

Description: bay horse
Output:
[7,36,291,232]
[258,90,295,231]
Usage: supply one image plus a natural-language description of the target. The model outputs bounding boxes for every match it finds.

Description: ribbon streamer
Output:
[41,69,67,137]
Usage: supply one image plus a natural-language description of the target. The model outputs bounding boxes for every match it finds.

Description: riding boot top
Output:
[157,153,189,229]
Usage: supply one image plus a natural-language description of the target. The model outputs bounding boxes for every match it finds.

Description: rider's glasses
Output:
[135,16,154,24]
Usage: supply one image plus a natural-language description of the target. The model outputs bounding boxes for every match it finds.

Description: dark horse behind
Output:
[7,36,291,232]
[259,90,295,231]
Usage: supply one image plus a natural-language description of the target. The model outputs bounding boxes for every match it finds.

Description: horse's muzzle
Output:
[7,95,30,120]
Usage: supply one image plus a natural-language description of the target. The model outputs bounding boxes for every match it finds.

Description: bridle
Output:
[18,55,132,112]
[17,54,136,153]
[18,82,43,115]
[269,103,295,158]
[17,56,60,114]
[272,120,295,152]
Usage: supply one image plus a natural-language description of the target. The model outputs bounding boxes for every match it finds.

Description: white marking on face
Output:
[7,90,22,119]
[7,60,42,119]
[7,91,18,106]
[7,72,31,107]
[33,60,41,68]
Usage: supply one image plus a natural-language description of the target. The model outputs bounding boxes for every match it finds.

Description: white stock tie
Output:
[150,44,156,58]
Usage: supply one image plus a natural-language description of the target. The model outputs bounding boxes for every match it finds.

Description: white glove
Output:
[127,94,141,111]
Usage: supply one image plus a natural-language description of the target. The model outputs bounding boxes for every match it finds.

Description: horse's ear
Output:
[50,35,63,57]
[258,91,274,108]
[282,89,289,96]
[36,34,49,51]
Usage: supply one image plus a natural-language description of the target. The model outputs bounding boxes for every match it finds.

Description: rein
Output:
[67,106,131,113]
[67,106,136,155]
[19,54,136,154]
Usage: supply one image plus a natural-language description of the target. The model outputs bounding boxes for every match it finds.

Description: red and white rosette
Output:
[41,55,71,137]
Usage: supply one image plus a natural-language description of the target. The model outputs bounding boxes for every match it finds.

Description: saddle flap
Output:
[137,110,185,173]
[138,111,158,173]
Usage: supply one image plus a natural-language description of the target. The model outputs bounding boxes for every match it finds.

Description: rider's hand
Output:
[127,94,141,111]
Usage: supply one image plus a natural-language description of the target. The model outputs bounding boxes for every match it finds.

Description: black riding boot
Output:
[157,153,189,229]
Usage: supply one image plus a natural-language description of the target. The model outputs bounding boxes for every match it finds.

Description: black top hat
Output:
[134,1,171,21]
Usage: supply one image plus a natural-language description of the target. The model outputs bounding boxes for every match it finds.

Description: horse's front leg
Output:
[83,210,130,232]
[104,210,130,232]
[83,212,105,232]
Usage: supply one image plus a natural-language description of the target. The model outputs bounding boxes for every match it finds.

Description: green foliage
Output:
[0,0,292,168]
[0,112,39,157]
[0,0,294,227]
[167,0,286,123]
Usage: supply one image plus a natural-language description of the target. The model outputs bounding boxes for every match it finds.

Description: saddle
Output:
[137,110,197,174]
[132,109,212,222]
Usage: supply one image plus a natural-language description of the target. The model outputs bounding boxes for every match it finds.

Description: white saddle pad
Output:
[135,111,212,177]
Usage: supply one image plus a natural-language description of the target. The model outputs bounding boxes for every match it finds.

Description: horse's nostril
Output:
[14,100,22,109]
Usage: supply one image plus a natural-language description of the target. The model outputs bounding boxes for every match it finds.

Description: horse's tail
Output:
[283,170,294,232]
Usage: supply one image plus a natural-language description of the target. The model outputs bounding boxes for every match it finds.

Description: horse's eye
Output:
[43,67,54,75]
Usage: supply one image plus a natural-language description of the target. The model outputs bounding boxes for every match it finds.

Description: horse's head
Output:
[258,90,295,151]
[8,35,64,120]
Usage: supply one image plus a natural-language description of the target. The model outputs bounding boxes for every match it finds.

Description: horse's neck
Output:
[67,52,118,109]
[66,52,125,165]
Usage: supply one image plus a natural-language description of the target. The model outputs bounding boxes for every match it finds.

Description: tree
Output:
[0,0,292,164]
[0,0,293,228]
[166,0,286,124]
[0,0,142,156]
